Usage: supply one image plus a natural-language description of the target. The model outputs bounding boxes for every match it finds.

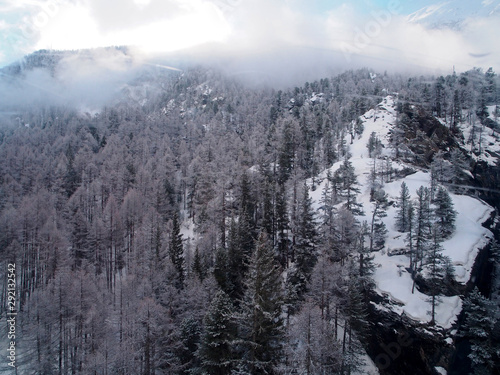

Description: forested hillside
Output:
[0,50,499,374]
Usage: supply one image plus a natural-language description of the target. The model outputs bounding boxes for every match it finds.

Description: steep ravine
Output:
[367,220,497,375]
[366,297,448,375]
[365,160,500,375]
[448,212,500,375]
[448,158,500,375]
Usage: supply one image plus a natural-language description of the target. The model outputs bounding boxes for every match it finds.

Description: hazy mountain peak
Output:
[408,0,500,30]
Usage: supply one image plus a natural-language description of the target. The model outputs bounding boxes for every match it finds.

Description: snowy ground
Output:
[459,106,500,166]
[354,355,380,375]
[309,96,494,329]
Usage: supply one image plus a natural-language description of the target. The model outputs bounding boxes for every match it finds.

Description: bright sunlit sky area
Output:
[1,0,500,72]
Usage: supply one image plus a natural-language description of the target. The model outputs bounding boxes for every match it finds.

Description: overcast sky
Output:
[1,0,499,73]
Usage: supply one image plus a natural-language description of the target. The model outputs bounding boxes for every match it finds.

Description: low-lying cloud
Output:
[220,0,500,74]
[0,48,142,112]
[0,0,499,111]
[2,0,499,73]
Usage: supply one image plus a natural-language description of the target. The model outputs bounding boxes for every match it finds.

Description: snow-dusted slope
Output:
[460,105,500,166]
[310,96,494,329]
[407,0,500,29]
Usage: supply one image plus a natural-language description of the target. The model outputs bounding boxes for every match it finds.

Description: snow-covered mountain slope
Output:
[309,96,494,329]
[407,0,500,30]
[458,105,500,167]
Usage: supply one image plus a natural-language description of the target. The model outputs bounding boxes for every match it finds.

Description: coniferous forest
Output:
[0,50,500,375]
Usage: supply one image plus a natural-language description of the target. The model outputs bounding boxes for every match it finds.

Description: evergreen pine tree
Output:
[484,67,497,104]
[278,121,296,184]
[199,290,237,375]
[460,287,498,375]
[238,232,284,374]
[170,212,185,289]
[296,183,318,272]
[288,184,318,301]
[275,183,290,267]
[476,88,490,125]
[425,228,448,325]
[415,186,432,270]
[227,219,245,301]
[214,247,231,295]
[433,187,457,240]
[323,126,337,168]
[178,317,202,374]
[335,156,363,215]
[369,189,388,251]
[396,181,411,232]
[192,246,205,281]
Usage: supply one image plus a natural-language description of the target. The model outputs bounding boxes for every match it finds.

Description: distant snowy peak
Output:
[407,3,449,23]
[407,0,500,30]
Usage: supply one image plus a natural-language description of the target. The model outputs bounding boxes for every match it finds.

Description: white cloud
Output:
[82,0,203,33]
[324,8,500,72]
[133,0,152,8]
[31,0,230,56]
[0,0,37,12]
[406,3,448,23]
[34,5,100,50]
[224,0,327,52]
[221,0,500,74]
[2,0,499,76]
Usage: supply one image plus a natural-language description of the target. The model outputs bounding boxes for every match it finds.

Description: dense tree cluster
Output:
[0,55,499,374]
